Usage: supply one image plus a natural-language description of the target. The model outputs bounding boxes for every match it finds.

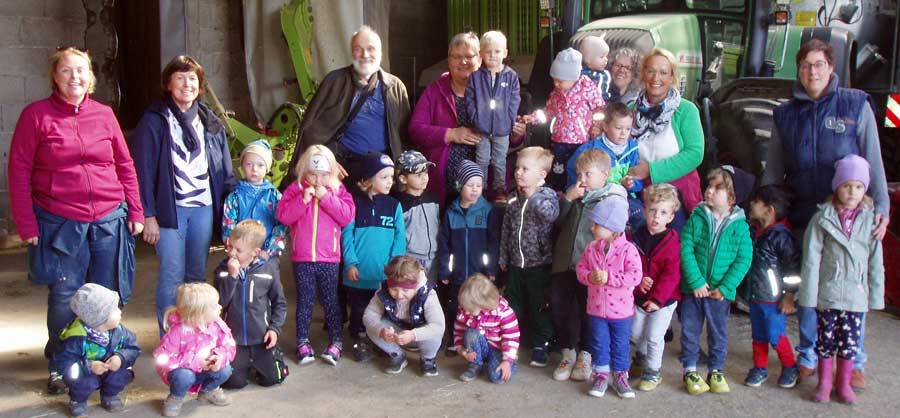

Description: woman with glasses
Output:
[609,48,641,105]
[627,48,705,229]
[761,38,889,392]
[7,46,144,394]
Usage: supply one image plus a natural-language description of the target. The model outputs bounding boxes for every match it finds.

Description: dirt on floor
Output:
[1,244,898,418]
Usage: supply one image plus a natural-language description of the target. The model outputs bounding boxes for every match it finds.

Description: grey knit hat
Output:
[454,160,484,191]
[579,34,610,63]
[550,48,583,81]
[69,284,120,329]
[590,194,629,233]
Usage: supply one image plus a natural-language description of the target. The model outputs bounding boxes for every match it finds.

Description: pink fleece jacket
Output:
[153,312,237,384]
[576,234,643,319]
[276,181,355,263]
[8,93,143,239]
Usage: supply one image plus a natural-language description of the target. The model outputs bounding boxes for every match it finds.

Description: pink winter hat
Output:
[831,154,870,192]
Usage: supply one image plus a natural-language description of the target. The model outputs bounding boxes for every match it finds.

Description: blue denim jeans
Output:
[65,367,133,403]
[795,306,818,369]
[464,329,517,383]
[475,134,510,191]
[155,205,213,334]
[588,315,633,372]
[679,295,730,371]
[167,366,233,397]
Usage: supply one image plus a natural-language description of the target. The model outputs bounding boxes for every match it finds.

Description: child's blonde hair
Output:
[706,167,736,204]
[295,145,343,188]
[383,255,424,283]
[575,149,611,173]
[231,219,266,249]
[164,283,221,329]
[643,183,681,212]
[517,146,554,174]
[481,31,507,48]
[458,274,500,313]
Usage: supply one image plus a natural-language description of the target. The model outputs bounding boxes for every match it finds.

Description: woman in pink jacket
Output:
[154,283,236,416]
[7,47,143,393]
[576,196,642,399]
[276,145,355,365]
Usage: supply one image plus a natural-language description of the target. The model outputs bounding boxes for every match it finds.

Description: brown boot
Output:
[851,369,866,392]
[799,365,816,380]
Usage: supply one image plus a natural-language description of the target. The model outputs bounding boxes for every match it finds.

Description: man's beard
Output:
[353,58,380,79]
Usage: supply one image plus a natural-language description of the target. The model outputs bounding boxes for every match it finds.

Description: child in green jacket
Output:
[679,166,754,395]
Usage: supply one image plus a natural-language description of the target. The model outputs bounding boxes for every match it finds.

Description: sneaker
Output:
[553,349,576,381]
[610,371,636,399]
[384,354,408,374]
[320,343,342,366]
[198,388,231,406]
[588,371,610,397]
[851,370,866,392]
[744,367,768,387]
[460,362,481,382]
[296,342,315,365]
[47,371,67,395]
[637,369,662,391]
[684,371,710,395]
[421,357,439,377]
[68,400,87,418]
[101,395,125,412]
[708,370,731,394]
[162,395,184,417]
[571,351,592,381]
[778,366,799,388]
[352,338,375,363]
[529,345,548,367]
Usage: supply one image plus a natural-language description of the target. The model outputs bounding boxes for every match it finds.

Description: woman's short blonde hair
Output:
[575,148,611,174]
[448,32,480,56]
[295,144,343,188]
[383,255,424,283]
[231,220,266,249]
[458,274,499,313]
[172,283,220,328]
[642,183,681,212]
[49,47,96,94]
[641,48,679,81]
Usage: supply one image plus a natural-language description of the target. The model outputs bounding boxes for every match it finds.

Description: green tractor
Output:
[526,0,900,179]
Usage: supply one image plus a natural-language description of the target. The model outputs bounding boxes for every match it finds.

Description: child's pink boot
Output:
[813,356,833,403]
[835,358,856,404]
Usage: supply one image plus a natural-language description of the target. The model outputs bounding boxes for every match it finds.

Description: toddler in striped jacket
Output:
[453,274,520,383]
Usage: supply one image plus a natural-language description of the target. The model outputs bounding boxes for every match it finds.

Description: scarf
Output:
[602,134,629,156]
[632,87,682,144]
[838,207,861,238]
[165,95,201,152]
[85,325,110,347]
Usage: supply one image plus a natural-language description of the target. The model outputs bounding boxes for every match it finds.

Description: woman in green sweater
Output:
[628,48,705,229]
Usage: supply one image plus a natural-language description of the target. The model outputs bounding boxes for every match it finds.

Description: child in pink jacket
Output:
[154,283,236,417]
[576,195,642,399]
[276,145,355,366]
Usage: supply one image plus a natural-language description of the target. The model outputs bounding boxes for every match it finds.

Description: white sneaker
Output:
[571,350,593,381]
[553,348,577,381]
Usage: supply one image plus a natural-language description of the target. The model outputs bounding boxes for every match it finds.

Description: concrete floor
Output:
[1,243,899,418]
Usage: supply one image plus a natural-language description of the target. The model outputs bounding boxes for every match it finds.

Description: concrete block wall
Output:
[0,0,86,242]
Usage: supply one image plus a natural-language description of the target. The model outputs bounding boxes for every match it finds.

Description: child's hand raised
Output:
[565,182,586,202]
[692,284,710,298]
[303,186,316,204]
[622,175,635,190]
[315,185,328,199]
[264,330,278,349]
[105,355,122,372]
[639,276,653,293]
[590,269,608,285]
[90,360,108,375]
[226,256,241,277]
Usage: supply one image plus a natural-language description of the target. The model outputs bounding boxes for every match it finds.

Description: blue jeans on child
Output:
[65,367,133,402]
[679,295,730,371]
[155,205,213,335]
[475,135,510,191]
[167,365,233,397]
[463,329,517,383]
[588,315,633,372]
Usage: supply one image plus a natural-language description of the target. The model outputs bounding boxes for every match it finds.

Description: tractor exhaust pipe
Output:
[743,1,772,77]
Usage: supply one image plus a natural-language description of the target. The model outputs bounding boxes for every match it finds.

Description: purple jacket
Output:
[409,73,457,201]
[464,65,521,137]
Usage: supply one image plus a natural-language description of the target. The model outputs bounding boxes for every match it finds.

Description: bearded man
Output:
[287,25,411,184]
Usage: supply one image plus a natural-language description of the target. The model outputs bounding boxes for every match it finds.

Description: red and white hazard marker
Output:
[885,94,900,128]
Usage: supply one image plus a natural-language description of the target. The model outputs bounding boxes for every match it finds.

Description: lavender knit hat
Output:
[590,194,629,233]
[831,154,870,192]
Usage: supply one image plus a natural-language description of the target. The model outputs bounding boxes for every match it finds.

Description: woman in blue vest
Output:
[762,38,889,391]
[131,56,236,334]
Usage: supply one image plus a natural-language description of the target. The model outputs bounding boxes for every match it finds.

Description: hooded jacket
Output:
[576,234,643,319]
[363,273,445,342]
[747,221,800,303]
[632,226,682,307]
[222,180,287,257]
[393,190,441,264]
[545,75,604,145]
[552,184,628,274]
[452,296,520,362]
[465,65,521,137]
[500,186,560,268]
[437,196,500,284]
[565,136,643,192]
[153,311,237,384]
[799,201,884,312]
[56,319,141,380]
[277,181,355,263]
[679,203,753,301]
[341,190,407,289]
[214,258,287,346]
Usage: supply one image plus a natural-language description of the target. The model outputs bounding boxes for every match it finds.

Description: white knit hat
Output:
[550,48,583,81]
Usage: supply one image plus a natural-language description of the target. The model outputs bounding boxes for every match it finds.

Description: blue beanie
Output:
[590,194,629,233]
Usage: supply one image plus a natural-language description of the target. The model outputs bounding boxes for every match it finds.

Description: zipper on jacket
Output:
[240,279,248,345]
[517,198,529,268]
[464,225,470,279]
[311,196,319,263]
[73,110,95,219]
[333,227,338,253]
